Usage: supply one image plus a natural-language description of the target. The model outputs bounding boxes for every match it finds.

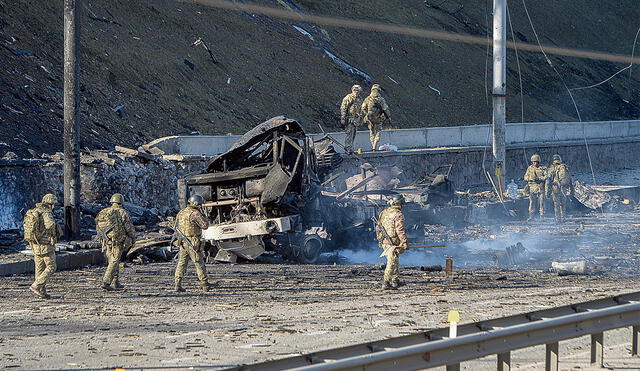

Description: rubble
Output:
[551,261,587,275]
[573,181,612,209]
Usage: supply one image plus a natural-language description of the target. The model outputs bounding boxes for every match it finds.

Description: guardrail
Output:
[147,120,640,155]
[227,291,640,371]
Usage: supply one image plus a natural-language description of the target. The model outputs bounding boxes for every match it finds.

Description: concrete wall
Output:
[147,120,640,155]
[332,139,640,188]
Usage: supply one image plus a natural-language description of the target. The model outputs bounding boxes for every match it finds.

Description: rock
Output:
[3,151,18,160]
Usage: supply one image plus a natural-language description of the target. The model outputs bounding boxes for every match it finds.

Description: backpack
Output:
[23,208,44,243]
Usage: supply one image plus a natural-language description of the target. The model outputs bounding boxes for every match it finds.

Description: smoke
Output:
[338,246,442,266]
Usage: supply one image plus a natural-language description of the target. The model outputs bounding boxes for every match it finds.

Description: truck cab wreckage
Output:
[181,116,374,263]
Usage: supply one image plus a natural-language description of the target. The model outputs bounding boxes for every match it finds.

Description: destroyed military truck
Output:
[180,116,376,263]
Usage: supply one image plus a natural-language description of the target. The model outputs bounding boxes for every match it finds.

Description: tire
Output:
[296,234,324,264]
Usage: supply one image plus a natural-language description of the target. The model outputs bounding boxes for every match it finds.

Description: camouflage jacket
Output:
[96,204,135,246]
[340,92,363,123]
[376,205,408,248]
[546,163,572,192]
[361,93,389,124]
[35,203,60,245]
[524,164,547,194]
[176,206,209,238]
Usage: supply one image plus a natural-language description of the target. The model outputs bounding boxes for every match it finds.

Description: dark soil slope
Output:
[1,0,639,156]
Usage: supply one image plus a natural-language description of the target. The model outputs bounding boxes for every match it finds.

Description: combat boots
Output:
[101,282,114,291]
[381,281,395,291]
[390,280,404,289]
[113,280,124,289]
[175,281,185,292]
[202,281,211,293]
[30,285,48,299]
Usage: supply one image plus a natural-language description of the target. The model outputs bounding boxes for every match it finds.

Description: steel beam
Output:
[288,303,640,370]
[633,325,640,356]
[228,292,640,371]
[591,332,603,366]
[545,342,558,371]
[497,352,510,371]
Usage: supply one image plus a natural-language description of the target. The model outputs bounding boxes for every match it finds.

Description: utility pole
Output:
[492,0,507,193]
[63,0,81,239]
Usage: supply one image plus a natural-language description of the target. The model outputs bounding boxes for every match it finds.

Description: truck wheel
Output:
[297,234,324,264]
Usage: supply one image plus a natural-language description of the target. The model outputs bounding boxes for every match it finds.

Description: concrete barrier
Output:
[147,120,640,155]
[0,249,105,276]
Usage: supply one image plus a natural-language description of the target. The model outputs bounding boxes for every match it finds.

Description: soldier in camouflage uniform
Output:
[173,194,212,293]
[524,154,547,221]
[96,193,135,291]
[340,84,363,153]
[361,84,390,151]
[376,194,408,290]
[24,193,62,299]
[546,154,573,221]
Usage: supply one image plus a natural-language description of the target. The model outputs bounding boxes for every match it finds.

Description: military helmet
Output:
[351,84,362,92]
[110,193,124,204]
[552,154,562,163]
[188,194,205,207]
[530,154,541,162]
[371,83,381,92]
[388,194,405,206]
[41,193,57,206]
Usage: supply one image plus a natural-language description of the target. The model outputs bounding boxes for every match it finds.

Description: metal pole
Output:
[632,325,640,356]
[590,332,604,366]
[545,342,559,371]
[497,352,511,371]
[492,0,507,183]
[63,0,81,239]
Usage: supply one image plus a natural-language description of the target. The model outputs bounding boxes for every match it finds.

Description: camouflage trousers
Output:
[383,249,400,284]
[529,191,545,216]
[344,120,359,152]
[367,121,381,151]
[551,190,567,219]
[103,244,125,285]
[174,238,208,284]
[31,245,56,292]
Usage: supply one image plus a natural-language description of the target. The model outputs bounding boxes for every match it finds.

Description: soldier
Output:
[173,194,212,293]
[340,84,364,153]
[546,154,573,221]
[96,193,135,291]
[361,84,391,151]
[23,193,62,299]
[523,154,547,221]
[376,194,408,290]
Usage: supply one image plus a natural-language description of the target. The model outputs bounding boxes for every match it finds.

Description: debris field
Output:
[1,208,640,370]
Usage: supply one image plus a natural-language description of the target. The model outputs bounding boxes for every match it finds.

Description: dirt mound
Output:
[1,0,639,156]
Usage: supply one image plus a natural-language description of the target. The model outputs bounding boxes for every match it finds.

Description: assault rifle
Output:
[372,215,445,257]
[96,225,114,252]
[170,219,197,254]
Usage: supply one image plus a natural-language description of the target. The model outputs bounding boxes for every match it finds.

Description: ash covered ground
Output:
[1,205,640,369]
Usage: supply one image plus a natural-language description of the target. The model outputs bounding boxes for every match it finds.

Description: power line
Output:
[521,0,597,189]
[180,0,640,65]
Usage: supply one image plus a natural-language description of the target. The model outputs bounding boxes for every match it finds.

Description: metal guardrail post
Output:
[497,352,510,371]
[545,342,558,371]
[591,332,604,366]
[633,325,640,356]
[445,364,460,371]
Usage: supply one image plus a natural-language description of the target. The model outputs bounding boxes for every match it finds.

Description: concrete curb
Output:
[0,249,105,276]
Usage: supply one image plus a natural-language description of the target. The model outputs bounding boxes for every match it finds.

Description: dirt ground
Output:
[1,262,638,370]
[1,207,640,370]
[1,0,640,157]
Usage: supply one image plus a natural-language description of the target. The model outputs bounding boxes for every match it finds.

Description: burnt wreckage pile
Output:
[182,117,375,264]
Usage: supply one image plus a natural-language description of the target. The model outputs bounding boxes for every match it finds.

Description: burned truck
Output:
[181,116,375,263]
